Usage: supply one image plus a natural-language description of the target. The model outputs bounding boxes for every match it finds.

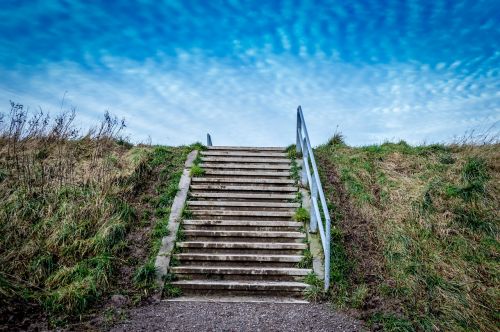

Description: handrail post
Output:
[207,133,212,146]
[301,137,308,187]
[310,178,318,233]
[296,107,302,154]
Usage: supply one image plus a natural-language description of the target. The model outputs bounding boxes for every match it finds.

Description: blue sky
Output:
[0,0,499,146]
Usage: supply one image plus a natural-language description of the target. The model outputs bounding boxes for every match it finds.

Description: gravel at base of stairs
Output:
[111,301,364,332]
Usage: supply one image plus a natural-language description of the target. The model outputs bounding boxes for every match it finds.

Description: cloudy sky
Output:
[0,0,499,146]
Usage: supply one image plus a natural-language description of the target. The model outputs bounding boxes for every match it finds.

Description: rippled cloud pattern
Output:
[0,0,499,145]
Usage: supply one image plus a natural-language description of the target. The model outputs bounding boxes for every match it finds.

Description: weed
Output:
[439,153,455,164]
[163,283,182,298]
[290,159,300,183]
[190,165,205,177]
[296,248,313,269]
[175,228,186,242]
[133,262,156,289]
[181,206,193,219]
[370,313,415,332]
[303,272,325,301]
[327,131,345,146]
[189,142,206,151]
[294,207,310,222]
[350,284,368,309]
[285,144,298,159]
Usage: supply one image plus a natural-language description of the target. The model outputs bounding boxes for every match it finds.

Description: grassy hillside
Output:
[0,103,196,328]
[315,139,499,331]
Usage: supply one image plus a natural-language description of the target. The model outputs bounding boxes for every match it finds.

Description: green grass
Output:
[190,164,205,177]
[0,141,194,325]
[303,272,325,302]
[315,141,499,331]
[296,247,313,269]
[294,207,310,222]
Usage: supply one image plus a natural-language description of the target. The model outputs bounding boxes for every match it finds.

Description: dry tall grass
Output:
[0,101,149,325]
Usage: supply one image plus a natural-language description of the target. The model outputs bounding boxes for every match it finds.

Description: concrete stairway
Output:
[170,146,311,299]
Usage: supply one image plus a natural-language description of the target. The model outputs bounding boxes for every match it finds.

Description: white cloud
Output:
[0,53,498,147]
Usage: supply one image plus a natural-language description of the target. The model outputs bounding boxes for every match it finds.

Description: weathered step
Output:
[171,280,309,296]
[187,201,299,208]
[206,146,285,152]
[183,220,301,231]
[190,192,296,200]
[191,177,295,185]
[174,253,303,263]
[184,230,306,243]
[177,242,307,250]
[202,157,291,164]
[177,241,307,254]
[190,185,297,192]
[171,267,311,277]
[200,163,291,170]
[173,266,311,276]
[201,151,288,158]
[204,170,291,178]
[190,210,294,221]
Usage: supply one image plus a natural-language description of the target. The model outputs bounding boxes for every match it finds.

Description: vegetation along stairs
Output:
[170,146,311,301]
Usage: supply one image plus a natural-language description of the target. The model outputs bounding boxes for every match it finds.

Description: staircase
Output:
[170,146,311,300]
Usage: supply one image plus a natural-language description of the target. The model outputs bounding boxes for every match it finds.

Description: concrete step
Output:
[171,266,311,278]
[177,241,307,254]
[187,201,299,208]
[190,192,296,200]
[204,170,291,178]
[206,146,285,152]
[202,157,290,164]
[171,280,309,296]
[174,253,303,263]
[191,177,295,185]
[184,230,306,243]
[201,151,288,158]
[190,210,294,220]
[172,266,310,275]
[190,185,297,192]
[183,220,301,231]
[200,163,291,170]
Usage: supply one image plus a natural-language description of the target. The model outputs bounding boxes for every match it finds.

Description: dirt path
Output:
[110,301,363,332]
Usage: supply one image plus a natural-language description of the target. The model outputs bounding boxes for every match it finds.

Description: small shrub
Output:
[133,262,156,288]
[462,157,489,184]
[190,165,205,177]
[350,284,368,309]
[163,284,182,298]
[303,272,325,301]
[439,153,455,164]
[294,207,310,222]
[296,248,313,268]
[327,132,345,146]
[285,144,298,159]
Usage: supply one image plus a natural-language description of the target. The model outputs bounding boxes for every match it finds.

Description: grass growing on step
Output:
[181,205,193,219]
[294,207,310,222]
[296,247,313,269]
[303,272,325,302]
[190,164,205,177]
[163,284,182,298]
[315,138,500,331]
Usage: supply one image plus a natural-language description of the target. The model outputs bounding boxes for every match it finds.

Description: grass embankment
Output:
[0,102,196,328]
[315,138,499,331]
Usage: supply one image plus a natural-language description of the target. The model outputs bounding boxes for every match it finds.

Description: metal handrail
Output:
[296,105,331,291]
